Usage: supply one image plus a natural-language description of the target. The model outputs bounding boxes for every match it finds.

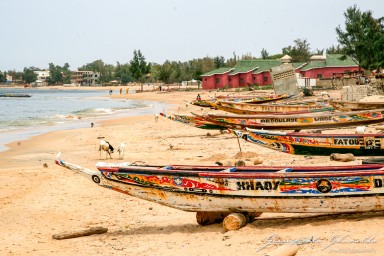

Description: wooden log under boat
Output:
[196,212,231,226]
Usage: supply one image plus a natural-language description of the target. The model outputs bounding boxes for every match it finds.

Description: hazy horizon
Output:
[2,0,383,71]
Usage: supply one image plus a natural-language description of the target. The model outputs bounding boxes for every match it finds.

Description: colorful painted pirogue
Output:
[194,109,384,130]
[56,155,384,226]
[215,93,290,103]
[211,100,334,115]
[160,112,225,130]
[230,128,384,156]
[190,93,290,108]
[0,93,31,97]
[330,100,384,111]
[190,99,216,108]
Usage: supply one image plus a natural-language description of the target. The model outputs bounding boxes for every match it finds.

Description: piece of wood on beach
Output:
[264,244,299,256]
[196,211,231,226]
[223,212,248,231]
[330,153,355,162]
[52,227,108,240]
[245,212,262,223]
[222,212,262,231]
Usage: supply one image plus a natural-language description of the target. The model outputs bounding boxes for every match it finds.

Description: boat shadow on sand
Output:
[103,211,384,236]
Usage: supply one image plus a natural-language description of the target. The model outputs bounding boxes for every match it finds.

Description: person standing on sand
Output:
[109,89,112,95]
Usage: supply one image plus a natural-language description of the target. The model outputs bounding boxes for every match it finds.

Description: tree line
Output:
[1,5,382,85]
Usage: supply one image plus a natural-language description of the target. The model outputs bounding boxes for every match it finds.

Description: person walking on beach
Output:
[109,89,112,95]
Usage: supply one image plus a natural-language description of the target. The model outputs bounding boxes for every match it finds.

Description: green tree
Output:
[213,56,226,68]
[47,63,64,84]
[336,5,384,70]
[62,63,71,83]
[115,62,132,83]
[79,59,114,84]
[282,38,311,62]
[226,52,238,67]
[326,45,344,54]
[22,67,38,83]
[7,70,23,81]
[0,71,6,83]
[158,60,173,84]
[261,48,269,59]
[129,50,150,82]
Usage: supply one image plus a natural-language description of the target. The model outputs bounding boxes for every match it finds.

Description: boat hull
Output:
[97,169,384,213]
[331,100,384,111]
[200,109,384,130]
[213,100,334,115]
[231,129,384,156]
[56,157,384,214]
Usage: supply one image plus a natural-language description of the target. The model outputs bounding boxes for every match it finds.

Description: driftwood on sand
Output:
[330,153,355,162]
[265,244,299,256]
[52,227,108,240]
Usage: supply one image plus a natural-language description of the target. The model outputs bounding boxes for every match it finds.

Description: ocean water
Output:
[0,88,170,152]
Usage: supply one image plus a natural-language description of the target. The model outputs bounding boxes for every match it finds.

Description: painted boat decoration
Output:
[194,109,384,130]
[211,100,334,115]
[229,128,384,156]
[55,155,384,218]
[331,100,384,111]
[159,112,226,130]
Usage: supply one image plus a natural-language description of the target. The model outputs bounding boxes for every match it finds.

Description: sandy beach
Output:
[1,87,383,256]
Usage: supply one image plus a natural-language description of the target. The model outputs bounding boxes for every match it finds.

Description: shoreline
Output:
[0,87,172,153]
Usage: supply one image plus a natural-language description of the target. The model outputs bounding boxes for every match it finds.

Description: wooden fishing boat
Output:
[195,109,384,130]
[211,100,334,115]
[216,93,290,103]
[159,112,226,130]
[190,99,216,108]
[229,128,384,156]
[0,93,31,97]
[92,161,384,172]
[331,100,384,111]
[56,155,384,229]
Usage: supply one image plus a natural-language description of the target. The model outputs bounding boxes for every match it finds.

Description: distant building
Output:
[71,71,100,86]
[6,74,12,84]
[298,54,359,79]
[201,54,360,90]
[34,70,50,82]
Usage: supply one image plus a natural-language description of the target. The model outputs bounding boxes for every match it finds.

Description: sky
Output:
[1,0,383,71]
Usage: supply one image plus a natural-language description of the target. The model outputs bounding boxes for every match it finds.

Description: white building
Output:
[34,70,50,82]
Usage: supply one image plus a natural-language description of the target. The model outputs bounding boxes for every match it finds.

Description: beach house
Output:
[201,54,359,90]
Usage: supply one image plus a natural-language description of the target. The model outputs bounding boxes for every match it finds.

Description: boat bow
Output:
[55,153,102,185]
